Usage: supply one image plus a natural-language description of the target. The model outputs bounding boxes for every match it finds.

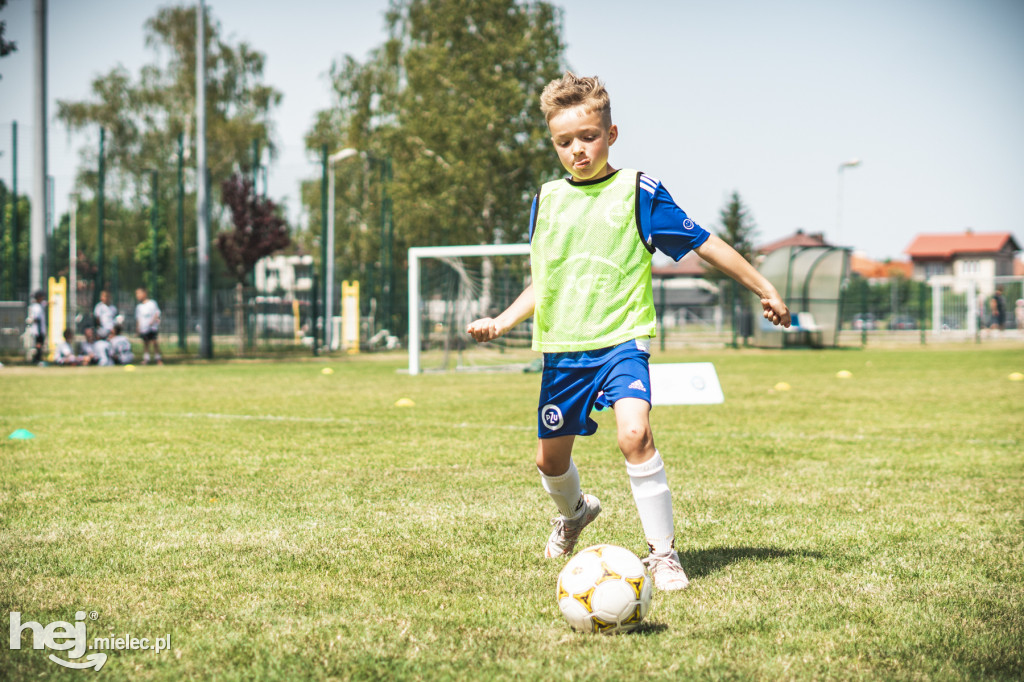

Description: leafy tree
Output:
[715,190,759,264]
[1,180,30,299]
[54,4,281,302]
[708,191,759,335]
[216,173,289,351]
[304,0,566,331]
[216,173,289,283]
[0,0,16,80]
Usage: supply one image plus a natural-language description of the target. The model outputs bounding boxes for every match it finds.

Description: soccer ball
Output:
[556,544,653,634]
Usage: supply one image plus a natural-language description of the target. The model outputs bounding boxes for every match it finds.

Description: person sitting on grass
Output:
[91,327,114,366]
[109,324,135,365]
[54,329,84,366]
[467,71,790,592]
[78,327,100,365]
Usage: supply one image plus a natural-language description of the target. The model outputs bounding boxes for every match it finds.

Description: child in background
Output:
[109,324,135,365]
[54,329,84,366]
[134,287,163,365]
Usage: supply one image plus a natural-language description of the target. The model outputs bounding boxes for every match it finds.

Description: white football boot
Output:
[643,550,690,591]
[544,494,601,558]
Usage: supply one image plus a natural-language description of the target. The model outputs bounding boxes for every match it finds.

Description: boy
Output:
[28,290,47,364]
[466,72,790,591]
[79,327,101,365]
[54,329,84,366]
[134,287,163,365]
[109,324,135,365]
[93,290,118,340]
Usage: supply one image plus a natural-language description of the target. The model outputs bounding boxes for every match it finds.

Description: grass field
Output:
[1,346,1022,680]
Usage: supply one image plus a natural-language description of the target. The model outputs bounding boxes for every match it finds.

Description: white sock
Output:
[625,450,676,555]
[539,458,585,520]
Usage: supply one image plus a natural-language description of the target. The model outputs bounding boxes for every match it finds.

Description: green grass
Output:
[1,346,1022,680]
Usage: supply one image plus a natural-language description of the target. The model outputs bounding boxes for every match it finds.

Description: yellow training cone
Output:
[123,364,136,372]
[321,367,334,375]
[836,370,853,379]
[773,382,791,392]
[1009,372,1024,382]
[395,398,415,407]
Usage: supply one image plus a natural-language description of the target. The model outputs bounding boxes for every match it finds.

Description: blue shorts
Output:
[537,340,652,438]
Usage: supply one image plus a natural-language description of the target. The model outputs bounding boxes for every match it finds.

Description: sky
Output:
[1,0,1022,261]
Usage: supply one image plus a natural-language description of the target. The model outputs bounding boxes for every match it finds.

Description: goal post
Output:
[408,243,531,375]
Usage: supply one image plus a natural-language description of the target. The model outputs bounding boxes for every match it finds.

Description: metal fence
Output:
[4,275,1021,360]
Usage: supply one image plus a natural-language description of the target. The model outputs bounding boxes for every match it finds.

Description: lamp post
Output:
[69,192,78,330]
[836,158,861,246]
[325,148,359,351]
[149,169,159,296]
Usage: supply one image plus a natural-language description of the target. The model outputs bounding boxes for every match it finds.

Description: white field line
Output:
[82,410,535,432]
[10,411,1020,445]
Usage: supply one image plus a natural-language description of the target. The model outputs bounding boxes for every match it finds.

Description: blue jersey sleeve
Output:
[637,173,710,261]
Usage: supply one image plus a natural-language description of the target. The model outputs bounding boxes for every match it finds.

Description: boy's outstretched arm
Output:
[695,235,791,327]
[467,284,535,342]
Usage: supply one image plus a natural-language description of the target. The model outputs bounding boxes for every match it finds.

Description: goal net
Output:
[407,244,535,374]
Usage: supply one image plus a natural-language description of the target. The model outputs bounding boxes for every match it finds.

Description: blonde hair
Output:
[539,71,612,127]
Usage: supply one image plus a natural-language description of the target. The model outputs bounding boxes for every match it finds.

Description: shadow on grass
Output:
[631,621,669,635]
[679,546,822,580]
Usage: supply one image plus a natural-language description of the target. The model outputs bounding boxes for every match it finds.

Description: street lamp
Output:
[68,192,78,331]
[836,158,861,246]
[325,147,359,351]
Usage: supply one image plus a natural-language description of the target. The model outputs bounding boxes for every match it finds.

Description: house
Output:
[651,252,720,328]
[849,253,913,282]
[254,254,315,296]
[905,230,1020,284]
[757,229,830,256]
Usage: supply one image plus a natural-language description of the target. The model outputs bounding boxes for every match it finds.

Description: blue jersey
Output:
[527,171,710,368]
[529,171,710,260]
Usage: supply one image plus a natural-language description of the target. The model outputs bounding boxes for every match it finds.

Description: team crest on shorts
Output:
[541,404,564,431]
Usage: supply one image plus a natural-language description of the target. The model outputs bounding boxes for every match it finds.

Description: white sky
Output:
[1,0,1022,261]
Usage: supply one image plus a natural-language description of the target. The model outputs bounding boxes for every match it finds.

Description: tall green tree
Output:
[55,4,282,300]
[708,191,760,328]
[1,181,30,299]
[715,190,759,264]
[304,0,566,328]
[0,0,16,80]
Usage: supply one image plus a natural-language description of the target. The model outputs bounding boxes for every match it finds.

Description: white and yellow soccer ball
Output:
[556,544,653,634]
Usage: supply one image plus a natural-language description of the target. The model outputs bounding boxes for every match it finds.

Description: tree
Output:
[304,0,565,332]
[0,0,16,80]
[216,173,289,352]
[1,180,30,299]
[715,191,759,264]
[55,4,281,301]
[709,191,760,336]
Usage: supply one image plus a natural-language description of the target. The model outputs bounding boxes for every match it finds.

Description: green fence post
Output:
[919,282,927,345]
[176,133,186,351]
[860,279,868,347]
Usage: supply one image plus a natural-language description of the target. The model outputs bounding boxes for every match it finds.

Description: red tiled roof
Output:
[757,230,829,254]
[850,254,913,279]
[904,231,1020,259]
[652,251,707,277]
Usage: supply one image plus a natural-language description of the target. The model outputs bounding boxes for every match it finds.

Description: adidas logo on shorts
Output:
[628,379,646,392]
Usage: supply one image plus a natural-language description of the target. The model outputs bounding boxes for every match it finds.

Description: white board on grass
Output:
[649,362,724,405]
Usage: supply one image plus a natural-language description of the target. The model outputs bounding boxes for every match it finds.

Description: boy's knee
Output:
[617,423,654,461]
